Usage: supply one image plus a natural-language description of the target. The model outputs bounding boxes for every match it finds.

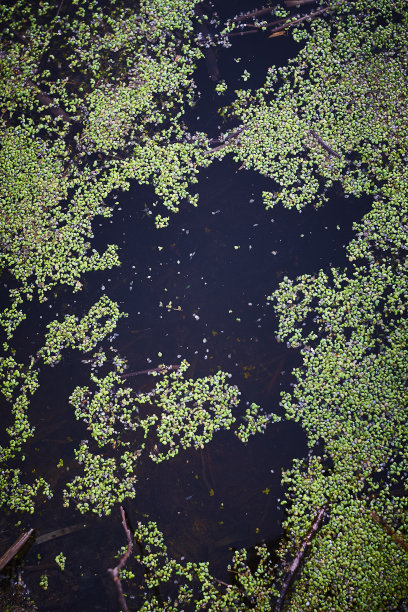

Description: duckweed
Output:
[1,0,408,608]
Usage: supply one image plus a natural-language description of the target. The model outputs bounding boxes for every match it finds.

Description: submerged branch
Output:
[226,28,262,37]
[206,127,245,154]
[108,506,133,612]
[371,511,408,553]
[0,529,34,572]
[274,505,328,612]
[284,0,318,6]
[309,129,341,158]
[268,4,337,36]
[233,7,277,22]
[120,364,180,379]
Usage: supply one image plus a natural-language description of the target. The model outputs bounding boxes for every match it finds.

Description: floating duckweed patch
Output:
[1,0,408,609]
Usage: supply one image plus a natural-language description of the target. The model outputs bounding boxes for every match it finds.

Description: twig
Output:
[371,511,408,553]
[226,16,287,37]
[309,129,341,158]
[206,127,245,154]
[120,364,180,379]
[268,4,336,36]
[226,29,262,37]
[274,505,327,612]
[0,529,34,572]
[55,0,64,18]
[35,523,85,545]
[233,7,277,22]
[108,507,133,612]
[213,577,231,588]
[284,0,317,6]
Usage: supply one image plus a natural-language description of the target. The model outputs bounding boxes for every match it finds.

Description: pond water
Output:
[0,2,372,609]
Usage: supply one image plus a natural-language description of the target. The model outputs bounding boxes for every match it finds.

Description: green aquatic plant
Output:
[63,441,139,516]
[123,1,408,609]
[55,552,66,572]
[119,520,278,610]
[39,295,126,366]
[1,0,408,608]
[72,354,274,463]
[0,0,211,521]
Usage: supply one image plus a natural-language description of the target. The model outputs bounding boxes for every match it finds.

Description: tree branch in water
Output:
[309,129,341,158]
[371,511,408,553]
[233,7,277,22]
[268,4,338,37]
[108,506,133,612]
[120,364,180,379]
[0,529,34,572]
[284,0,318,6]
[274,505,328,612]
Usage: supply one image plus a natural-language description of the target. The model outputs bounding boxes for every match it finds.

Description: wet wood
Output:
[108,506,133,612]
[268,4,336,37]
[120,364,180,379]
[226,18,287,37]
[371,511,408,553]
[274,505,327,612]
[233,7,277,22]
[285,0,318,6]
[206,127,245,154]
[309,130,341,158]
[226,29,261,37]
[35,523,85,545]
[0,529,34,572]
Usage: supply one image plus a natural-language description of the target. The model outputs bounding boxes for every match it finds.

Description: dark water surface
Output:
[0,2,372,610]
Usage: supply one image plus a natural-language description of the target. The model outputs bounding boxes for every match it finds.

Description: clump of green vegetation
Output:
[68,357,275,512]
[0,0,220,518]
[55,552,66,571]
[122,1,408,609]
[39,295,126,365]
[39,574,48,591]
[245,0,408,607]
[63,441,139,516]
[118,520,278,610]
[1,0,408,608]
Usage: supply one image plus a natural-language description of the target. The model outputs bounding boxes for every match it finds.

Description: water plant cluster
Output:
[119,519,278,611]
[1,0,408,609]
[228,0,407,608]
[0,0,220,514]
[68,354,274,514]
[0,0,275,586]
[116,1,408,609]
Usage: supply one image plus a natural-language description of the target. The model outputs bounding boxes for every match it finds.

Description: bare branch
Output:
[120,364,180,379]
[108,507,133,612]
[285,0,317,6]
[233,7,277,22]
[55,0,65,18]
[205,127,245,154]
[371,511,408,553]
[226,28,262,37]
[274,505,327,612]
[268,4,337,36]
[35,523,85,546]
[309,129,341,158]
[0,529,34,572]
